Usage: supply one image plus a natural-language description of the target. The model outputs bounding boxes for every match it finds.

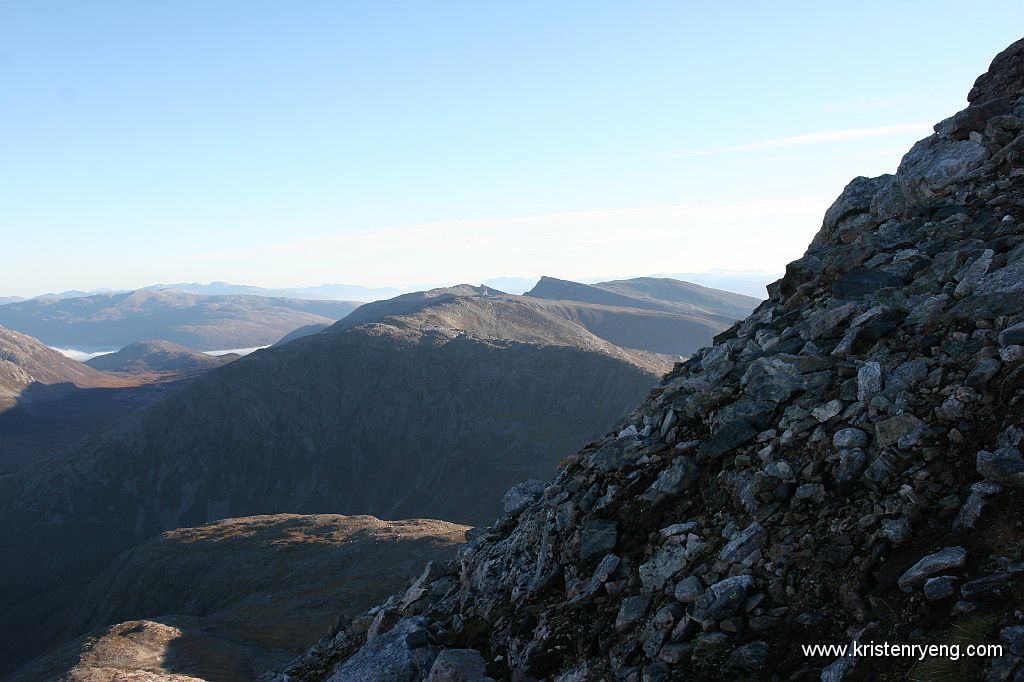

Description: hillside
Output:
[0,325,113,409]
[265,38,1024,682]
[12,514,467,681]
[86,340,238,374]
[0,289,362,350]
[0,290,668,673]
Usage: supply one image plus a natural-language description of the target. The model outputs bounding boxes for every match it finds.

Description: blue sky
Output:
[1,2,1022,297]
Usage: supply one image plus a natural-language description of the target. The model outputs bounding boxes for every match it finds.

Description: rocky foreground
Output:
[265,39,1024,681]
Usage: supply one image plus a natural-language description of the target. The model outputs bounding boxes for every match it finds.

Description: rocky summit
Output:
[263,39,1024,681]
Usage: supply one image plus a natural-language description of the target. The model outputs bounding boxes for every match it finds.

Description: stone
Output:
[793,483,825,505]
[658,643,691,665]
[820,645,857,682]
[718,522,767,564]
[877,517,911,545]
[726,641,769,671]
[690,632,730,661]
[833,428,869,448]
[691,575,756,627]
[763,460,794,480]
[697,420,758,460]
[923,576,957,601]
[857,362,884,402]
[898,547,968,591]
[999,321,1024,347]
[953,481,1003,531]
[659,521,697,538]
[426,649,494,682]
[639,544,690,591]
[329,617,427,682]
[615,594,652,632]
[833,267,905,299]
[583,554,620,596]
[501,480,547,515]
[812,400,843,422]
[875,414,923,448]
[673,575,704,603]
[617,424,639,439]
[579,520,617,561]
[644,456,698,499]
[954,249,994,298]
[834,448,867,485]
[977,447,1024,485]
[1000,345,1024,363]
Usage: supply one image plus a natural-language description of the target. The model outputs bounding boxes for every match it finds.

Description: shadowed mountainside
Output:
[0,290,668,674]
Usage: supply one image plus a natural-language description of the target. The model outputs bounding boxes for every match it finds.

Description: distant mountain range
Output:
[0,290,362,350]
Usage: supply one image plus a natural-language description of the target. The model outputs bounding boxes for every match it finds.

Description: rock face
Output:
[12,514,467,681]
[0,289,362,349]
[265,39,1024,682]
[0,292,667,674]
[85,340,238,374]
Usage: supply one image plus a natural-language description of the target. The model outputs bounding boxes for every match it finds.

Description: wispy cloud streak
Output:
[668,122,933,158]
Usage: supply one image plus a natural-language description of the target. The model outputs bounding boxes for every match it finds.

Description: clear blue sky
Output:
[1,2,1022,297]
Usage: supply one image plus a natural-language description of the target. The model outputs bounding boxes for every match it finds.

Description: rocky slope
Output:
[0,289,361,350]
[85,340,239,374]
[265,39,1024,682]
[0,291,666,674]
[13,515,467,682]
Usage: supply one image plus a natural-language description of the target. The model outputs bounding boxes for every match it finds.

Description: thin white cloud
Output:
[668,122,933,158]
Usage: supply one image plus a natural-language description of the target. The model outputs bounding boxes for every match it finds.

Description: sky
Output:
[1,2,1022,297]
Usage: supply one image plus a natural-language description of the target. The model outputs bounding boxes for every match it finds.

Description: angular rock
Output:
[923,576,957,601]
[502,480,547,515]
[329,617,428,682]
[875,414,923,448]
[580,520,618,562]
[639,544,690,591]
[857,362,884,402]
[718,522,767,564]
[692,575,755,627]
[427,649,494,682]
[898,547,968,591]
[999,321,1024,347]
[644,456,698,500]
[615,594,652,632]
[977,447,1024,486]
[833,428,869,448]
